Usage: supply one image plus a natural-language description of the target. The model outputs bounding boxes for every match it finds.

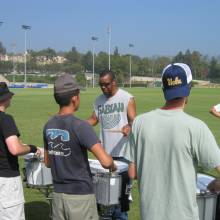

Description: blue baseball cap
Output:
[162,63,192,101]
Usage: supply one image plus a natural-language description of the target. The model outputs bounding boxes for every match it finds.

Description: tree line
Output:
[1,42,220,84]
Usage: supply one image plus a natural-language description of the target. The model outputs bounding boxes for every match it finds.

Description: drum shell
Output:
[25,155,53,187]
[197,193,217,220]
[92,172,121,206]
[196,173,217,220]
[89,159,128,206]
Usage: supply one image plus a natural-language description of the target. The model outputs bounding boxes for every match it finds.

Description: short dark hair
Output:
[99,69,116,81]
[54,89,79,107]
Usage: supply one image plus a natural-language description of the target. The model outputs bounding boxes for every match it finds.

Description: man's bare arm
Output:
[121,97,136,136]
[210,106,220,118]
[44,149,50,168]
[87,111,99,126]
[6,135,41,156]
[90,143,116,171]
[128,162,137,179]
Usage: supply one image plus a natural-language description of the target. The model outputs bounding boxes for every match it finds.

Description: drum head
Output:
[197,173,215,194]
[89,159,128,174]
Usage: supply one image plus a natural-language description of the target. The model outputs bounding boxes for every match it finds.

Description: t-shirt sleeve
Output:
[124,133,135,163]
[123,118,138,162]
[43,126,48,150]
[77,122,100,149]
[93,101,99,118]
[1,115,20,139]
[214,104,220,112]
[195,122,220,169]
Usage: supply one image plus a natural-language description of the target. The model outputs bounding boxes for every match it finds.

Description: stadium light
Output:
[129,43,134,88]
[22,25,31,86]
[91,36,98,88]
[12,43,16,83]
[107,26,111,70]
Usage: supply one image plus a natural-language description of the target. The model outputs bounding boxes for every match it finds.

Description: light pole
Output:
[12,43,16,83]
[129,43,134,88]
[22,25,31,86]
[0,21,3,38]
[107,26,111,70]
[91,36,98,88]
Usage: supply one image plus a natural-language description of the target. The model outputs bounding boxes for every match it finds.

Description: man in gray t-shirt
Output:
[124,63,220,220]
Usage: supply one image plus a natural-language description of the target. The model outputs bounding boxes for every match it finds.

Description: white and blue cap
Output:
[162,63,192,101]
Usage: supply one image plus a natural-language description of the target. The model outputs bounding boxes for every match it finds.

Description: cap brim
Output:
[0,92,14,102]
[163,84,191,101]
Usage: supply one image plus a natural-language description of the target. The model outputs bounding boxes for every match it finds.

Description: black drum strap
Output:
[120,171,130,212]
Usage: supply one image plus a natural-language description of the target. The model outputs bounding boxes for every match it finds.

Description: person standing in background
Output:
[87,69,136,220]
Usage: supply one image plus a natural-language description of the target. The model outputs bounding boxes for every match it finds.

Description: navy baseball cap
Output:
[162,63,192,101]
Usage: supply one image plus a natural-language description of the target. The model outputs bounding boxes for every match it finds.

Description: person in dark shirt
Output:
[0,82,41,220]
[43,74,116,220]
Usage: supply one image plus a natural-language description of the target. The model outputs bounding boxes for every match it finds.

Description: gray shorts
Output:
[0,176,25,220]
[52,192,99,220]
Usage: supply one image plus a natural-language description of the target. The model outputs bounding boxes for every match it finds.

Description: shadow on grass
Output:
[25,201,50,220]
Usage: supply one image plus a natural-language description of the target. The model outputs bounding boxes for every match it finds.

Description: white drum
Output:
[89,159,128,206]
[197,173,218,220]
[24,150,53,187]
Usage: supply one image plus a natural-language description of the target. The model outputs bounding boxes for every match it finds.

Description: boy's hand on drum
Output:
[35,148,42,157]
[121,124,131,136]
[109,162,117,172]
[207,178,220,192]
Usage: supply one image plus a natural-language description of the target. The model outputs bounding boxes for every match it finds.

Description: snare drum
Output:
[89,159,128,206]
[24,150,53,187]
[196,173,218,220]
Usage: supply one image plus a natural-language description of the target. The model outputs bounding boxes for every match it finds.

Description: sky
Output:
[0,0,219,57]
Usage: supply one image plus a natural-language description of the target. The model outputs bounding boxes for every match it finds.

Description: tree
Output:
[95,52,108,73]
[64,63,83,74]
[38,48,56,60]
[113,46,120,56]
[0,42,6,55]
[81,51,93,71]
[65,47,81,63]
[173,51,185,63]
[209,58,220,81]
[75,72,86,87]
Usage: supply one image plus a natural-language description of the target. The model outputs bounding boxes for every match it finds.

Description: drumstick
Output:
[104,128,122,133]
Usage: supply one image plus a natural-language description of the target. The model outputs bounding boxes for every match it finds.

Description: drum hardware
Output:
[23,157,129,220]
[197,173,219,220]
[23,152,53,220]
[98,204,114,220]
[25,184,53,220]
[89,159,129,219]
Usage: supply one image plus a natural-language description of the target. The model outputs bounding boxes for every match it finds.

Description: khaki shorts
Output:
[52,192,99,220]
[0,176,25,220]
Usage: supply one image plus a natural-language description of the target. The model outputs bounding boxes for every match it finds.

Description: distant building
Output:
[130,76,161,83]
[0,54,24,63]
[0,53,67,65]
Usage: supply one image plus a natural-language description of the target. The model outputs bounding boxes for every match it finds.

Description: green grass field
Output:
[6,87,220,220]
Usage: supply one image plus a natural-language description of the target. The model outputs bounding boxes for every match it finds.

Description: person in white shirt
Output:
[210,103,220,118]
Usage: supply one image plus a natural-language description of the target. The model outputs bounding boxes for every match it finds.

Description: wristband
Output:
[29,144,37,153]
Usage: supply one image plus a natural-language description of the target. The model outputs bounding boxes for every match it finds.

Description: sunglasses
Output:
[99,82,112,87]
